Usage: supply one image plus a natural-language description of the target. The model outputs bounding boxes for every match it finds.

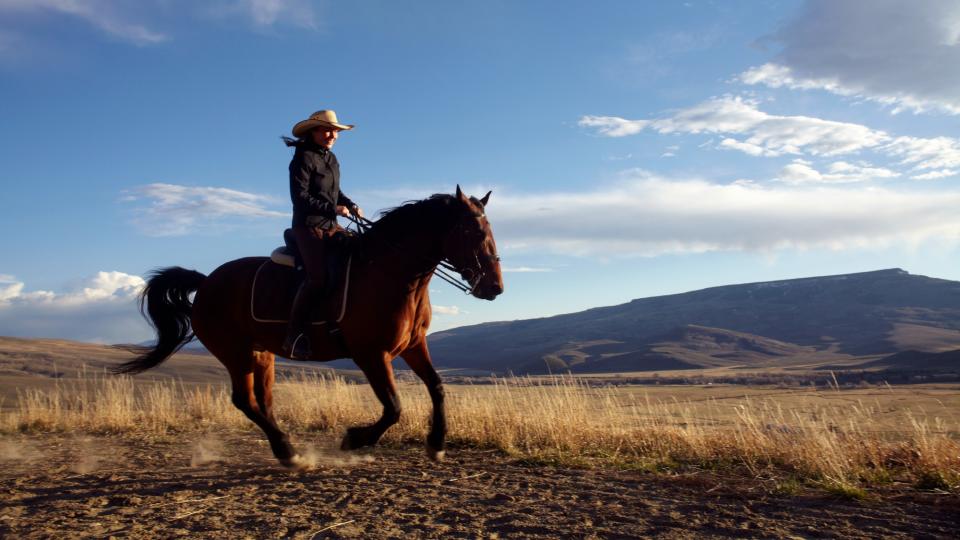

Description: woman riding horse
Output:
[283,110,365,359]
[115,185,504,467]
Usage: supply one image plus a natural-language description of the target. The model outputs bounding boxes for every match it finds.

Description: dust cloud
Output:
[0,439,26,461]
[291,442,376,470]
[190,436,224,467]
[69,438,103,474]
[0,438,41,467]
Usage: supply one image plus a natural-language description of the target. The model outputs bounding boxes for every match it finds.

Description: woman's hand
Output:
[337,205,364,218]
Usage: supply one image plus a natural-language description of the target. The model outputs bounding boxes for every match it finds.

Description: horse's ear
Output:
[479,190,492,207]
[456,184,468,204]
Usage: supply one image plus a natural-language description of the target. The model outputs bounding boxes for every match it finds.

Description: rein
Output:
[345,214,480,295]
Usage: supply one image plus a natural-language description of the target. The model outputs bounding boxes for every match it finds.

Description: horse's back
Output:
[199,256,268,296]
[191,257,268,343]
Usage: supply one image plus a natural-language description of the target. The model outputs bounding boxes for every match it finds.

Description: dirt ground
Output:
[1,433,958,539]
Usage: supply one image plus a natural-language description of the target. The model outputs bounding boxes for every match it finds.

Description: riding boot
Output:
[283,280,319,359]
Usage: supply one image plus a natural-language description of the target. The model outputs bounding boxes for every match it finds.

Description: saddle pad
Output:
[250,256,352,324]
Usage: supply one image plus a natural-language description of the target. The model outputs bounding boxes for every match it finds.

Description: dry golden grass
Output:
[2,373,958,493]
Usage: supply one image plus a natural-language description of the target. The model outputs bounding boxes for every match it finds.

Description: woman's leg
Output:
[283,226,327,359]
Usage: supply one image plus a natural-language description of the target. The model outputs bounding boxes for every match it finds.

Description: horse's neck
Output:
[364,229,442,293]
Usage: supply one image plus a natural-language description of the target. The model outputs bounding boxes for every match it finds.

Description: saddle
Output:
[251,229,353,324]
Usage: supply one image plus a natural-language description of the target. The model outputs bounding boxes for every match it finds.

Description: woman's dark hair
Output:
[281,136,305,148]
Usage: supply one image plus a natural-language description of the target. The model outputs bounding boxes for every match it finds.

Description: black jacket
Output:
[289,141,356,229]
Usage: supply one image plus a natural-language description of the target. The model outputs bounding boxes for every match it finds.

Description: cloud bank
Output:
[740,0,960,114]
[487,173,960,257]
[582,95,887,157]
[580,96,960,180]
[0,271,150,343]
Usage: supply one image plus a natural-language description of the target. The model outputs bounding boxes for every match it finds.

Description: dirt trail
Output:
[1,433,958,539]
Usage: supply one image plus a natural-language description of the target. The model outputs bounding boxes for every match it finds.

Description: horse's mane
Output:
[360,193,465,252]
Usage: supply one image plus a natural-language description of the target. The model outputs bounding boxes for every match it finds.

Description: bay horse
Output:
[115,187,503,467]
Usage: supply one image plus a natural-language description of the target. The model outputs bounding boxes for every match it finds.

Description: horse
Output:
[115,187,504,467]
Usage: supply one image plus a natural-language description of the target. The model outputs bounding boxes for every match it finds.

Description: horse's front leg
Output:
[401,341,446,461]
[342,352,401,450]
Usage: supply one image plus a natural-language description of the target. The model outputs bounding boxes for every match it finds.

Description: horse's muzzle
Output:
[474,282,503,301]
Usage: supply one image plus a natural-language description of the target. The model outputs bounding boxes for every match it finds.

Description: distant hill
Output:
[0,336,356,404]
[427,269,960,373]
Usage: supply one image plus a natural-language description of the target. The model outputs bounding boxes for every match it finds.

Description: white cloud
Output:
[912,169,958,181]
[0,281,24,302]
[204,0,318,29]
[777,160,900,185]
[431,305,461,315]
[124,183,286,236]
[501,266,555,273]
[740,63,834,93]
[581,96,960,175]
[0,0,319,49]
[740,0,960,114]
[883,136,960,171]
[0,271,149,343]
[0,271,144,307]
[718,138,779,157]
[660,145,680,158]
[578,115,649,137]
[486,172,960,257]
[0,0,167,45]
[76,271,145,303]
[581,96,890,157]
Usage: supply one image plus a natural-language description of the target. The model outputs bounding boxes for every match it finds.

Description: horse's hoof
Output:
[340,430,361,451]
[426,445,445,462]
[280,454,307,470]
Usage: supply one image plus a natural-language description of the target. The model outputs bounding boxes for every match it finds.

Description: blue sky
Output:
[2,0,960,343]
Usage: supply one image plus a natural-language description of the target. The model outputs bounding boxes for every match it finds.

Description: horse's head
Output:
[442,185,504,301]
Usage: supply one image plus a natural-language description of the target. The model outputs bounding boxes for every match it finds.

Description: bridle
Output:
[346,212,495,295]
[437,211,500,295]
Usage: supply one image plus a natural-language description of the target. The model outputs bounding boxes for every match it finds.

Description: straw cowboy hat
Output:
[292,110,354,138]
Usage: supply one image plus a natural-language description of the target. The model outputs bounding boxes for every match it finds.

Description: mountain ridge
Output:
[427,268,960,373]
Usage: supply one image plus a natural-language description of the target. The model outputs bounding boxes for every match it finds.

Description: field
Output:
[1,358,959,538]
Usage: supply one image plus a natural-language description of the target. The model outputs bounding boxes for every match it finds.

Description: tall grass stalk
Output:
[1,373,957,489]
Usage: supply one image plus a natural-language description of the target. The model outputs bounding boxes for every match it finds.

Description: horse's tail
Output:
[113,267,207,375]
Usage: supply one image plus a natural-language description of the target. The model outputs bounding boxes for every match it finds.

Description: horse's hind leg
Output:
[223,349,299,467]
[341,352,401,451]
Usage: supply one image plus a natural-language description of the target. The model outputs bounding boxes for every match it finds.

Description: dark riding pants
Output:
[286,225,344,336]
[293,225,339,289]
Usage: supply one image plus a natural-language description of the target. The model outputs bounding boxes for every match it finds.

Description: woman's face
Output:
[311,127,339,149]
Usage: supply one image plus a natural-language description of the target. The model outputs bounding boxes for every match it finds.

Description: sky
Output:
[2,0,960,343]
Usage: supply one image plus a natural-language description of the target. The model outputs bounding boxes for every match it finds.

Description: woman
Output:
[282,109,364,359]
